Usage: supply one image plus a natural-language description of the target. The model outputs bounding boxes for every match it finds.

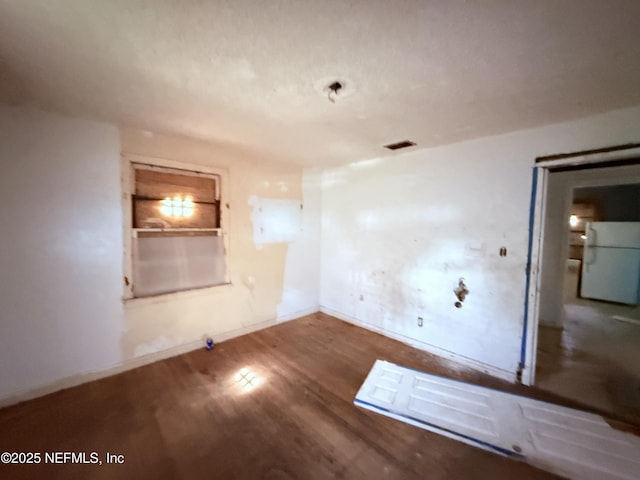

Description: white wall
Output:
[3,101,640,402]
[0,106,125,400]
[320,106,640,379]
[277,168,322,319]
[0,105,321,405]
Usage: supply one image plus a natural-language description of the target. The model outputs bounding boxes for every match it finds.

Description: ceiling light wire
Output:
[327,81,343,103]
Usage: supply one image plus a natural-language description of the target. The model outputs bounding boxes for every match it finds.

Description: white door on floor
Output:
[355,360,640,480]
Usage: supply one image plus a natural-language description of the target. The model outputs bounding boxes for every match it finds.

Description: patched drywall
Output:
[0,105,321,404]
[119,129,321,367]
[320,105,640,378]
[250,197,303,245]
[277,168,322,318]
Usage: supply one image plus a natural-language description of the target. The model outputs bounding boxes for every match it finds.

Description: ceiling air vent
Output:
[384,140,416,151]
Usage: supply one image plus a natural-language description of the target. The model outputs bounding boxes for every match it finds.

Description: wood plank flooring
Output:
[0,312,607,479]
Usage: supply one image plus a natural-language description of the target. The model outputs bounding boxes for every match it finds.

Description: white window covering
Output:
[133,235,226,297]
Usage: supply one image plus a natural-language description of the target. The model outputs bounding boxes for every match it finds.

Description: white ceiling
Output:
[2,1,640,167]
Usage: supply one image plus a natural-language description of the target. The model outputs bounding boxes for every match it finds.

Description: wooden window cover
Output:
[133,168,219,230]
[135,168,216,203]
[137,230,219,238]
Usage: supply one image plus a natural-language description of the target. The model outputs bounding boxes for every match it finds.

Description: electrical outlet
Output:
[418,317,423,327]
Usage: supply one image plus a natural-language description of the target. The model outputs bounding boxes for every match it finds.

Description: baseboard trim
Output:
[0,307,319,409]
[276,305,320,324]
[320,306,516,383]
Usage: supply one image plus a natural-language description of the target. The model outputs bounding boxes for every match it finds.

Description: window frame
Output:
[121,153,230,301]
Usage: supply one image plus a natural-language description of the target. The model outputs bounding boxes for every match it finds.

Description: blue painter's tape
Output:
[520,167,539,371]
[354,398,521,458]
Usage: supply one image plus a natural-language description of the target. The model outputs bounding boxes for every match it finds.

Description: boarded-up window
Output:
[133,168,219,229]
[131,164,225,297]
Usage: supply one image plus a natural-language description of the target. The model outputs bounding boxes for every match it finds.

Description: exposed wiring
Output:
[327,81,343,103]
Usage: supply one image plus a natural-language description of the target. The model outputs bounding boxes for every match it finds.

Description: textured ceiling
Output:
[2,1,640,166]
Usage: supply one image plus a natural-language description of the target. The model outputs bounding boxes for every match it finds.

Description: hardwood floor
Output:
[0,312,584,479]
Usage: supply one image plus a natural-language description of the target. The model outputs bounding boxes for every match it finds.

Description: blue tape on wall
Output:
[519,167,539,373]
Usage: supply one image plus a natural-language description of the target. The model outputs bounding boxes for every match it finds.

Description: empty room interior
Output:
[2,1,640,479]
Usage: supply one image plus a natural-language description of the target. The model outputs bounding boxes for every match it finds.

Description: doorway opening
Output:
[523,147,640,425]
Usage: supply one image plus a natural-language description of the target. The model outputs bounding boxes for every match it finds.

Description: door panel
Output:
[355,360,640,480]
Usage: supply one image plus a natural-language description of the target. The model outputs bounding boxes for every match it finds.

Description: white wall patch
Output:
[251,198,303,245]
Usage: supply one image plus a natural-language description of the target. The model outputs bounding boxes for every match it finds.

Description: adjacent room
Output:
[1,1,640,479]
[536,181,640,421]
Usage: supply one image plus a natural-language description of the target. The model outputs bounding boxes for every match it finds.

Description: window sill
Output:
[123,282,233,308]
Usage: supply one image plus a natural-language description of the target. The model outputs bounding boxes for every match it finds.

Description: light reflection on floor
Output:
[234,367,262,394]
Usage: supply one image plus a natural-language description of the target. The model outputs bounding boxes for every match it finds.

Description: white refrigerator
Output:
[581,222,640,305]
